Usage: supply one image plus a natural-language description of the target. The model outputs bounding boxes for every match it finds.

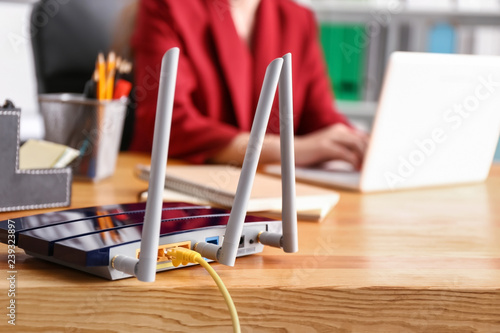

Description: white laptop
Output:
[267,52,500,192]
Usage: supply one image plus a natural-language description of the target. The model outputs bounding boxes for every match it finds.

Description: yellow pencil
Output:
[97,53,106,100]
[106,51,116,100]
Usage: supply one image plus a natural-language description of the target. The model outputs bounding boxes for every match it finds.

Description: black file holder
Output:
[0,107,72,212]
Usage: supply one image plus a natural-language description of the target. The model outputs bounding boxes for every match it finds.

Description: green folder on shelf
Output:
[320,23,367,101]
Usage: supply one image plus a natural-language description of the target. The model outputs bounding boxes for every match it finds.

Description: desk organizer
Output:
[39,93,127,181]
[0,107,72,212]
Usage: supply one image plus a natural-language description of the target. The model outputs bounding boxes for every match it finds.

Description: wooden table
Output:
[1,153,499,332]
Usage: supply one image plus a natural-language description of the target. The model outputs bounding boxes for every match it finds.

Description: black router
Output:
[0,48,298,281]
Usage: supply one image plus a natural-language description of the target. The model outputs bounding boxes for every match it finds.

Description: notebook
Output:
[135,164,340,221]
[266,52,500,192]
[19,139,79,169]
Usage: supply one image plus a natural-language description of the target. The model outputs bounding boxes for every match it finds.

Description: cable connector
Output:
[166,247,202,267]
[165,247,241,333]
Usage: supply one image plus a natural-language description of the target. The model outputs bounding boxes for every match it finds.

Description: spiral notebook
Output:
[135,164,340,221]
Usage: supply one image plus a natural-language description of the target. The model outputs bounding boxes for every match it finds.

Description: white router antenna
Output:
[113,50,298,279]
[261,53,298,253]
[195,53,299,266]
[112,47,179,282]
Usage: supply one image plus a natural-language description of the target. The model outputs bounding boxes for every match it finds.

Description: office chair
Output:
[30,0,137,149]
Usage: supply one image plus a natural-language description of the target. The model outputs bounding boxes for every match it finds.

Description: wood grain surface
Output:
[1,153,499,332]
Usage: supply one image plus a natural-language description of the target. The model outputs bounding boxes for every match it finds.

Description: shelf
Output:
[310,0,500,25]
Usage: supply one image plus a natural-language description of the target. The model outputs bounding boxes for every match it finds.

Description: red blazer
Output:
[130,0,350,163]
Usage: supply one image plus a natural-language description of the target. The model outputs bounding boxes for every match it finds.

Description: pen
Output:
[113,79,132,99]
[83,68,98,99]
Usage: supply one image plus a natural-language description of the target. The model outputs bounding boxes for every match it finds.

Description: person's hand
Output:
[294,123,369,168]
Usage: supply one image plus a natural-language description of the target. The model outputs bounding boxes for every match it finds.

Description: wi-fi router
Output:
[0,48,298,282]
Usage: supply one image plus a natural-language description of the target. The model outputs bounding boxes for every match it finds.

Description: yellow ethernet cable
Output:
[166,247,241,333]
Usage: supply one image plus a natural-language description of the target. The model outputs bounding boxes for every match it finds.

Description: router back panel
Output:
[0,202,280,280]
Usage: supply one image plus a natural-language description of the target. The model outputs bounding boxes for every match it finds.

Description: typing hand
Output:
[294,123,368,168]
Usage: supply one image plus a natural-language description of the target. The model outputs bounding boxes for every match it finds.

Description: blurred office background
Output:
[0,0,41,139]
[1,0,499,160]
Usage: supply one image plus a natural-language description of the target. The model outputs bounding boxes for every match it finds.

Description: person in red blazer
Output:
[130,0,368,167]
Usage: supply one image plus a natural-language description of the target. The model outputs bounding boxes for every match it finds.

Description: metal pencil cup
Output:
[39,93,127,181]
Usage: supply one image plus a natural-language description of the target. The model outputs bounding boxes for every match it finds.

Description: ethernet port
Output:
[136,241,191,263]
[205,236,219,245]
[238,236,245,248]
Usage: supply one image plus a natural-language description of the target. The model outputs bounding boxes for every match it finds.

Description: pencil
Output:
[106,68,116,101]
[97,53,106,100]
[106,51,116,100]
[116,56,122,73]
